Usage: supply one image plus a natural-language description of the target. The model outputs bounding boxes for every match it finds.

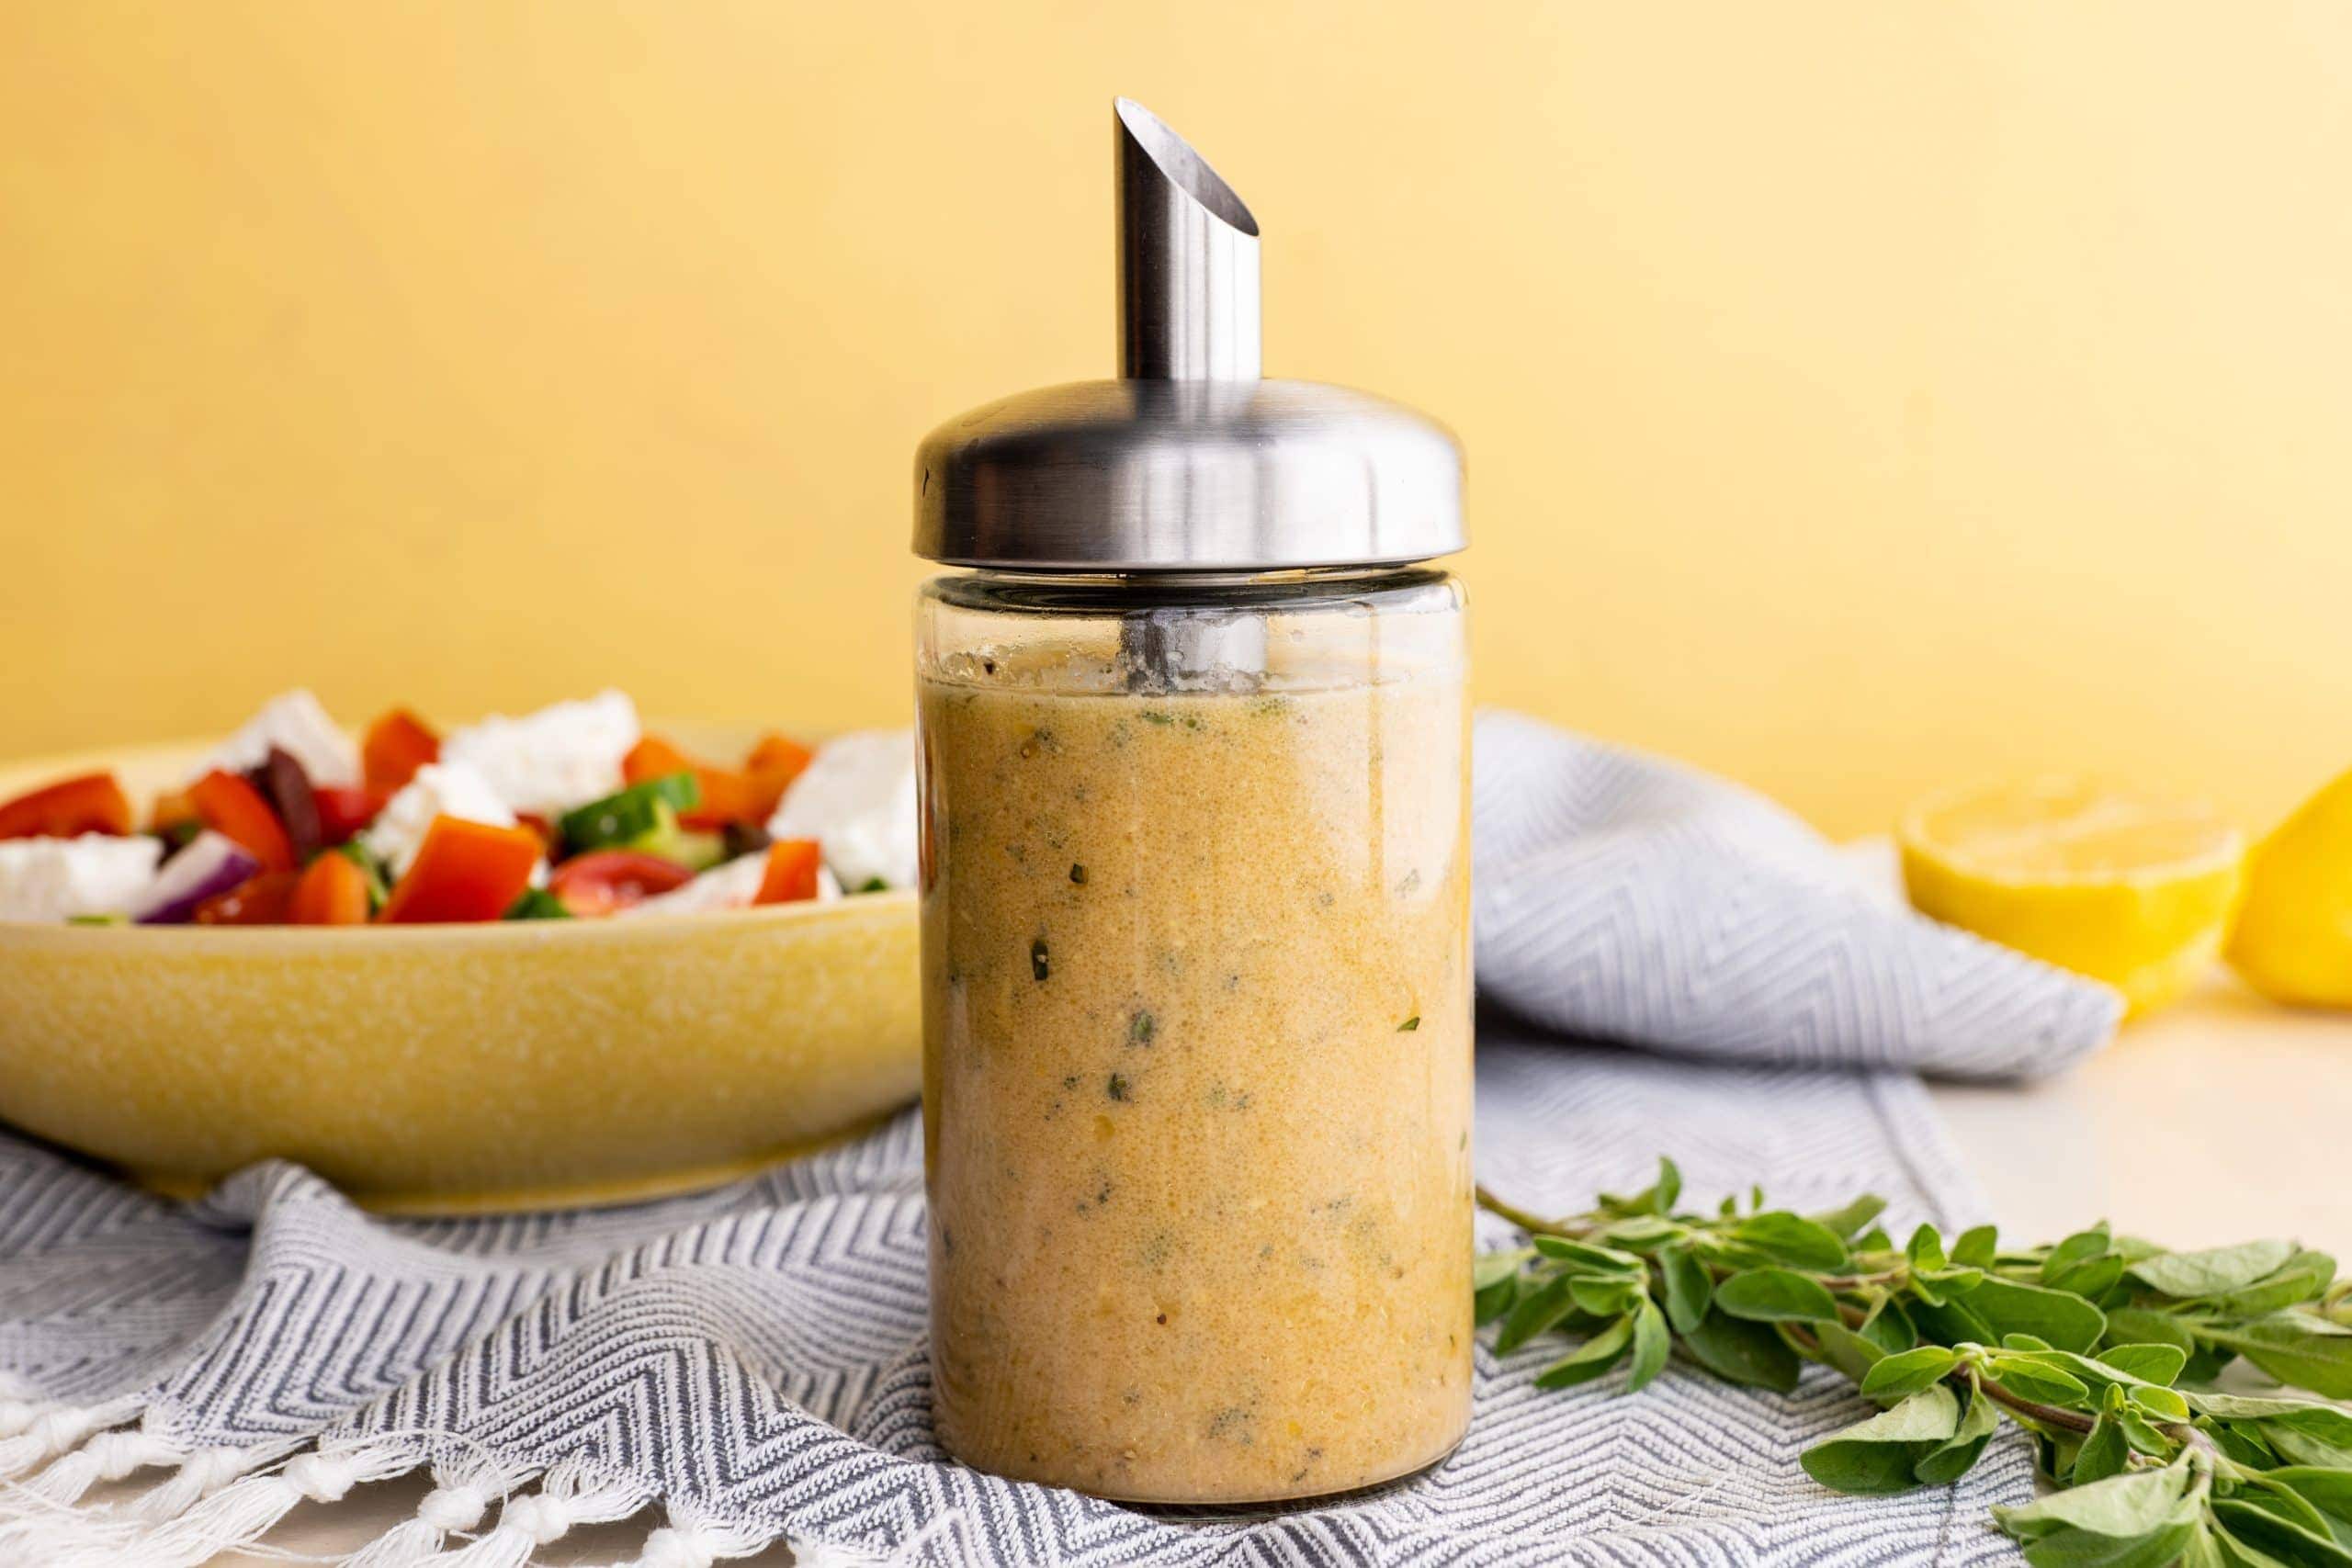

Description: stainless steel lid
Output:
[913,99,1465,572]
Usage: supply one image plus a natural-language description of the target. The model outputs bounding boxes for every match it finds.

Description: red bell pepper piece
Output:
[290,852,371,925]
[546,849,695,916]
[744,735,813,821]
[362,708,440,792]
[0,772,133,840]
[377,817,541,923]
[312,784,389,846]
[189,770,295,874]
[753,839,823,905]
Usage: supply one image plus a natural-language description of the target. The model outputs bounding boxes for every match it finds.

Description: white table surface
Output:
[174,976,2334,1563]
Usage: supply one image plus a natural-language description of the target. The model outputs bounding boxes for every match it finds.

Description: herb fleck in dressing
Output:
[919,668,1471,1503]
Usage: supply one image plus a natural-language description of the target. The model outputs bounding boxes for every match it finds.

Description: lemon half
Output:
[2226,766,2352,1009]
[1897,777,2244,1020]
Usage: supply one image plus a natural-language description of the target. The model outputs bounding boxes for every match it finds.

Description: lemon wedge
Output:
[2226,766,2352,1008]
[1897,777,2243,1019]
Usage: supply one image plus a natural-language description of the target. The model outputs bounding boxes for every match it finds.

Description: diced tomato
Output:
[625,736,759,829]
[378,817,542,923]
[546,850,694,916]
[290,852,371,925]
[362,708,440,792]
[189,770,294,873]
[753,839,823,905]
[744,734,814,820]
[193,872,300,925]
[0,772,133,840]
[150,787,199,832]
[514,813,557,853]
[313,785,388,846]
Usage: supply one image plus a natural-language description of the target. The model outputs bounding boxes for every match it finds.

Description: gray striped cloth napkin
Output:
[0,711,2119,1566]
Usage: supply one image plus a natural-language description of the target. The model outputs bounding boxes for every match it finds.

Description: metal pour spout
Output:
[1115,98,1261,381]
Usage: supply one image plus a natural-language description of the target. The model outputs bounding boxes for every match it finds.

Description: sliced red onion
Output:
[131,832,261,925]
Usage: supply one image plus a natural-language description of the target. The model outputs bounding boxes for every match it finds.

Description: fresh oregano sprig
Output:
[1478,1159,2352,1565]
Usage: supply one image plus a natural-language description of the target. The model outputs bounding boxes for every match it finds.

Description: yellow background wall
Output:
[6,2,2347,838]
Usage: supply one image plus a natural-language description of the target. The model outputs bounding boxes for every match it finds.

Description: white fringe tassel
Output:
[0,1402,287,1556]
[130,1438,293,1521]
[26,1435,425,1568]
[623,1502,786,1567]
[6,1405,184,1507]
[340,1451,536,1568]
[0,1396,845,1568]
[433,1455,654,1568]
[0,1393,144,1481]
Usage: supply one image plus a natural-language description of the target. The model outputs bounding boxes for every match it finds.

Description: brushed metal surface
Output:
[913,99,1465,571]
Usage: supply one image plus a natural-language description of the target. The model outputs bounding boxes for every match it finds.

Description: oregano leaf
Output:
[1533,1313,1636,1390]
[1729,1213,1851,1271]
[1952,1224,1999,1269]
[2104,1308,2197,1357]
[2209,1498,2352,1568]
[1571,1275,1639,1317]
[1800,1385,1960,1495]
[2073,1402,2130,1487]
[1810,1193,1889,1242]
[1714,1268,1842,1324]
[2097,1343,2189,1387]
[1496,1273,1579,1354]
[1860,1346,1958,1401]
[1967,1276,2108,1353]
[1985,1354,2092,1406]
[1916,1384,2003,1486]
[2127,1384,2190,1423]
[1907,1224,1948,1270]
[2041,1225,2113,1284]
[1679,1307,1800,1393]
[1993,1459,2199,1541]
[2204,1316,2352,1400]
[2129,1240,2298,1301]
[1532,1235,1645,1274]
[1625,1298,1670,1393]
[1657,1243,1711,1335]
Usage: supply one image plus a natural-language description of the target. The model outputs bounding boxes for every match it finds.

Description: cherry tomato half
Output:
[546,850,694,917]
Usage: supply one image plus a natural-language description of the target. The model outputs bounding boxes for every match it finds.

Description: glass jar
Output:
[914,569,1471,1502]
[911,98,1472,1504]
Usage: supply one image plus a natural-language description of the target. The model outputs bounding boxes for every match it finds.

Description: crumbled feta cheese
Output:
[362,761,517,878]
[0,835,164,922]
[624,852,842,916]
[199,689,359,786]
[440,691,639,818]
[766,728,918,891]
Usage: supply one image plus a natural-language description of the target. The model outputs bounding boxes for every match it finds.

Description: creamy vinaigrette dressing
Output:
[918,661,1472,1502]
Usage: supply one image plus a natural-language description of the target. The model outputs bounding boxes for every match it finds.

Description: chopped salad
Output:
[0,691,917,926]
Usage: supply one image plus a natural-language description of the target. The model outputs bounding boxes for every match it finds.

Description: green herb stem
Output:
[1475,1185,1594,1242]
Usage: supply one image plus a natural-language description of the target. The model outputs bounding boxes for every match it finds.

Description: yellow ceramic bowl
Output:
[0,727,919,1213]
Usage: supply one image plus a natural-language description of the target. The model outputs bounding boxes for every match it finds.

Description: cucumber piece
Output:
[503,887,573,920]
[559,773,699,852]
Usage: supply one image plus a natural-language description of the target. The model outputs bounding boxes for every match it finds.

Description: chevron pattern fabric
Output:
[1473,713,2120,1078]
[0,1036,2038,1566]
[0,713,2109,1563]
